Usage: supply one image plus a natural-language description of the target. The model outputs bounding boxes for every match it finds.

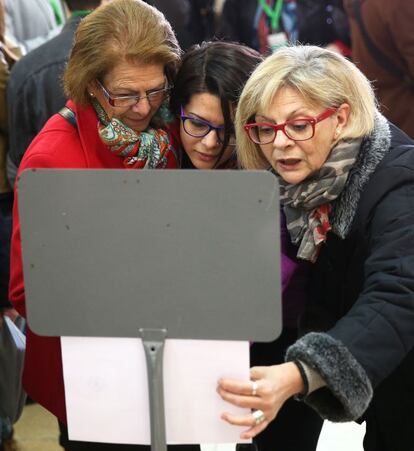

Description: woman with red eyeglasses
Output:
[170,41,324,451]
[217,45,414,451]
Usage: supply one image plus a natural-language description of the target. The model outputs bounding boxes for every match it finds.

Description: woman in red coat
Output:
[9,1,185,449]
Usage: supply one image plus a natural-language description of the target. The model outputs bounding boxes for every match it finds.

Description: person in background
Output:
[217,0,350,56]
[6,0,101,187]
[296,0,350,55]
[171,41,323,451]
[344,0,414,138]
[217,0,297,54]
[145,0,215,50]
[218,45,414,451]
[0,1,19,330]
[0,1,20,448]
[0,0,17,194]
[144,0,191,50]
[9,1,186,449]
[4,0,61,54]
[49,0,66,26]
[184,0,216,50]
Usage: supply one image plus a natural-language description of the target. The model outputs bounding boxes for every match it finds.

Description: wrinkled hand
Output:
[217,362,304,439]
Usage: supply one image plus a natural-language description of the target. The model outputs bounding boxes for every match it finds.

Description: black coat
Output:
[145,0,215,50]
[7,16,82,178]
[287,114,414,423]
[216,0,349,51]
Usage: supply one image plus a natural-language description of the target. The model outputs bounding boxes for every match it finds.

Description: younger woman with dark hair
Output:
[170,41,261,169]
[171,41,323,451]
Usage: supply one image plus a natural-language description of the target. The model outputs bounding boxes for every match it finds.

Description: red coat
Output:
[9,100,178,423]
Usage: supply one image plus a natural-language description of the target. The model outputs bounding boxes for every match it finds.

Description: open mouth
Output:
[278,158,301,166]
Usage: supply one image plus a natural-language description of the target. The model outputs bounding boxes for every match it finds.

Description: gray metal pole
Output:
[140,328,168,451]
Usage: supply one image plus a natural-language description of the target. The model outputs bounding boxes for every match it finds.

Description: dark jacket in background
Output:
[344,0,414,138]
[216,0,258,50]
[217,0,349,52]
[184,0,215,49]
[6,16,82,184]
[145,0,215,50]
[296,0,350,48]
[0,43,19,309]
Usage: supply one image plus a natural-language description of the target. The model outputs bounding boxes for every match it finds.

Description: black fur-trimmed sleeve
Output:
[286,332,373,422]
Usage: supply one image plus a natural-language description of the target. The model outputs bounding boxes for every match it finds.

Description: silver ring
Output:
[251,381,258,396]
[252,409,266,425]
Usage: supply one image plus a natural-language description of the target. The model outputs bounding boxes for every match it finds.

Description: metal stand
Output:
[140,328,168,451]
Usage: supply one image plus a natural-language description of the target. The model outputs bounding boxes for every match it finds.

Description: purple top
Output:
[280,210,309,328]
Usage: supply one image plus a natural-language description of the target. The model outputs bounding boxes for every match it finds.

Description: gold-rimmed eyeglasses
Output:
[96,78,171,108]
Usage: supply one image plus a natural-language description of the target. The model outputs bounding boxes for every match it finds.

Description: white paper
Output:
[61,337,250,445]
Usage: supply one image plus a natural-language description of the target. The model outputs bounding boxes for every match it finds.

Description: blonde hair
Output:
[236,45,377,169]
[64,0,181,105]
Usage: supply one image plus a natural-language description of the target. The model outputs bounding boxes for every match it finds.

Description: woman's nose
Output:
[272,129,294,150]
[130,97,152,116]
[201,129,220,149]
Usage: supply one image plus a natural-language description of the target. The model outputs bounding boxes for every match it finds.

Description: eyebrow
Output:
[110,80,166,95]
[186,111,225,128]
[256,108,312,122]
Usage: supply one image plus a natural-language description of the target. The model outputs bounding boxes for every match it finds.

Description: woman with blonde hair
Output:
[218,45,414,451]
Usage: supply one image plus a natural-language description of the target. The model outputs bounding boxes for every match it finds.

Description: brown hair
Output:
[64,0,181,105]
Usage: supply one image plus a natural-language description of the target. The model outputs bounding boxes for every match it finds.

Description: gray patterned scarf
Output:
[279,138,362,262]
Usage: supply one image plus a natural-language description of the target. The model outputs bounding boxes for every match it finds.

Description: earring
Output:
[89,92,95,97]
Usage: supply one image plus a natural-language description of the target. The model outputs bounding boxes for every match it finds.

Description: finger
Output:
[218,378,257,396]
[221,411,269,439]
[240,421,269,440]
[221,411,260,427]
[217,386,262,410]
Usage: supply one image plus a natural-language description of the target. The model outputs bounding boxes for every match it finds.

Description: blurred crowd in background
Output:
[1,1,413,450]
